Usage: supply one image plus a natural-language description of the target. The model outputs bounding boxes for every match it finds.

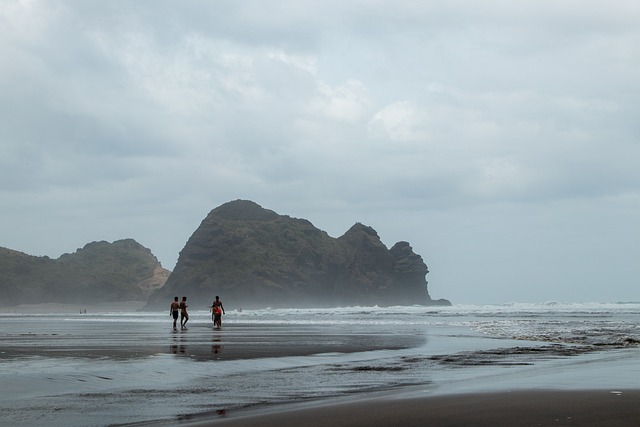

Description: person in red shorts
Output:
[211,296,225,329]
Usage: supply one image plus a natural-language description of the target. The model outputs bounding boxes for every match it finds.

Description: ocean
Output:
[1,302,639,426]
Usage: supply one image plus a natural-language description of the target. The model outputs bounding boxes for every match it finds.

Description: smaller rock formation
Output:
[0,239,169,306]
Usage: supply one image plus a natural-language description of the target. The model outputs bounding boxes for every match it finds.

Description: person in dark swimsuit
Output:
[180,296,189,329]
[170,297,180,331]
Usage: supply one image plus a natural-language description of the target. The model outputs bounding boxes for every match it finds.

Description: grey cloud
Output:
[1,0,638,303]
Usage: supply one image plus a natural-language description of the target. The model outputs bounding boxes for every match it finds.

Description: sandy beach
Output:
[2,304,639,427]
[182,389,640,427]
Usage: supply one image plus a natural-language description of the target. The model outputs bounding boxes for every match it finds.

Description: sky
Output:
[1,0,639,305]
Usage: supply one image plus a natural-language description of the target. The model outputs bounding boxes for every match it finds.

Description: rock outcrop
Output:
[0,239,169,306]
[144,200,450,310]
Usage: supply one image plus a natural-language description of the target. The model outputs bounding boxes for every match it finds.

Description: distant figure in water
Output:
[211,296,225,329]
[180,296,189,329]
[170,297,180,331]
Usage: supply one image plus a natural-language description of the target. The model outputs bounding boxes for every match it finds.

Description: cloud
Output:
[1,0,639,303]
[368,101,430,143]
[308,80,372,123]
[267,50,317,75]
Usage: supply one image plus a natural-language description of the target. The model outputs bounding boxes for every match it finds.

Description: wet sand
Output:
[185,389,640,427]
[0,321,424,361]
[3,308,639,427]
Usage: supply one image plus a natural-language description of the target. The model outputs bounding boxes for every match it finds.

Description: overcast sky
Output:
[2,1,638,304]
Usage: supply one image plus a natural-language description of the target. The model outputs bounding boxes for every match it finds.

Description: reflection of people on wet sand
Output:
[180,296,189,329]
[211,296,225,329]
[212,335,222,355]
[170,297,180,331]
[170,334,186,354]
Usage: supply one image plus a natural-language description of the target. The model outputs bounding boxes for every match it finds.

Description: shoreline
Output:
[5,301,147,313]
[180,389,640,427]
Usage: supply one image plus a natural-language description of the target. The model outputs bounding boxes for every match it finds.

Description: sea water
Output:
[0,303,639,426]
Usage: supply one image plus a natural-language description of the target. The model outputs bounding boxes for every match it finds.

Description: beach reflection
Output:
[167,329,226,360]
[212,333,223,357]
[170,332,187,354]
[161,321,424,362]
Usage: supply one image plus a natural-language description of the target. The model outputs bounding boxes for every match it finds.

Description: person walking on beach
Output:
[211,296,225,329]
[180,296,189,329]
[170,297,180,331]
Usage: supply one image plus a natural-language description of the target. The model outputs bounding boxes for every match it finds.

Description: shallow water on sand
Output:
[1,303,639,426]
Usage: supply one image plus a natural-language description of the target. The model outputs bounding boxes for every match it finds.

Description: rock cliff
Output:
[0,239,169,306]
[144,200,450,310]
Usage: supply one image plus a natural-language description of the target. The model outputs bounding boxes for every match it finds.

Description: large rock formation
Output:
[144,200,450,310]
[0,239,169,306]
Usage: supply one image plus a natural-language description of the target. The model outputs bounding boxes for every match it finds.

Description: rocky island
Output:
[144,200,450,310]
